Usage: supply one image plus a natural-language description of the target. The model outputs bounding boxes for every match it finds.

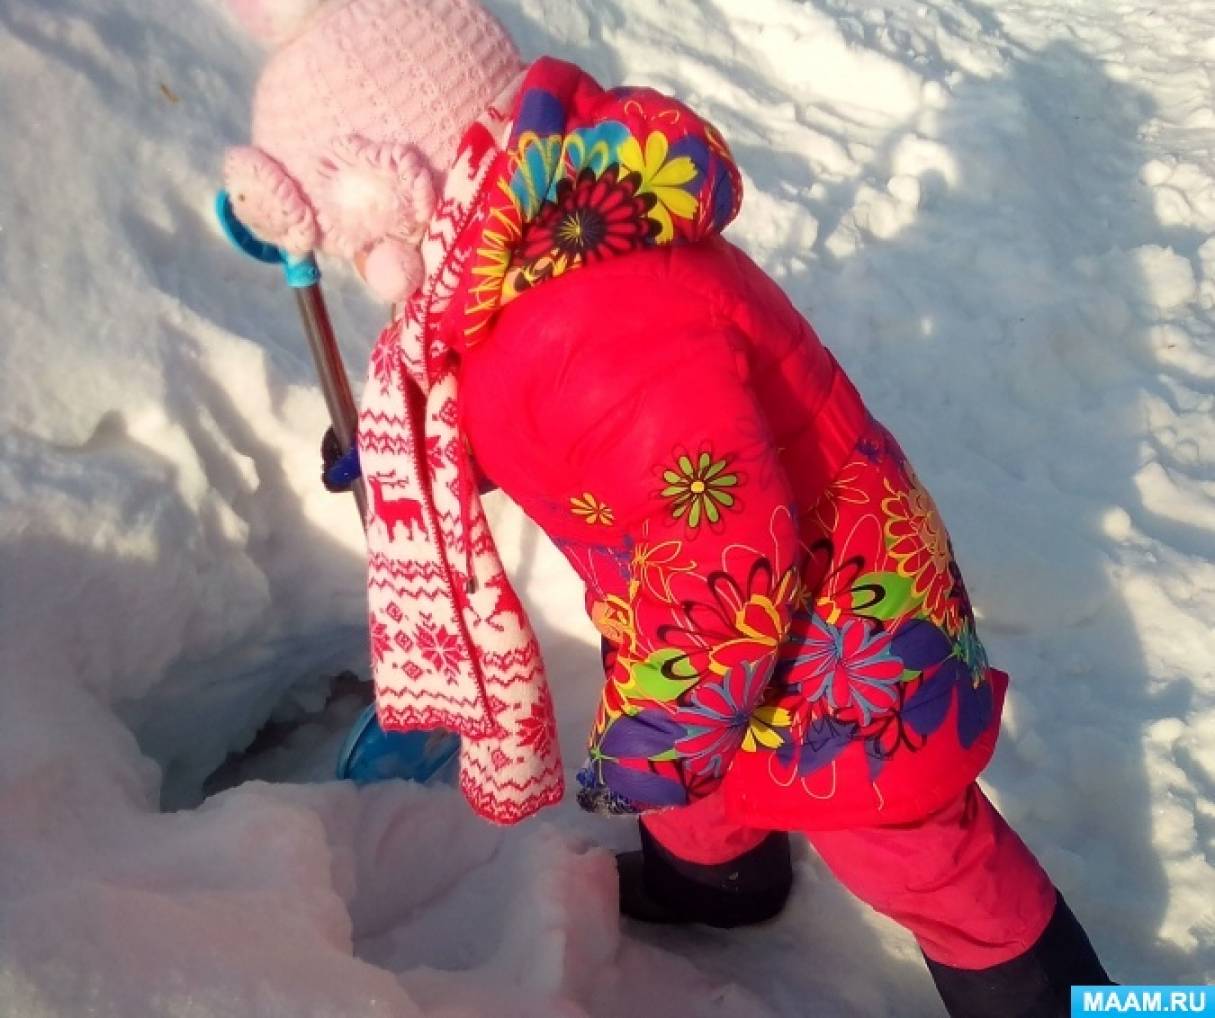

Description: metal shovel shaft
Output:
[212,191,367,528]
[293,283,369,527]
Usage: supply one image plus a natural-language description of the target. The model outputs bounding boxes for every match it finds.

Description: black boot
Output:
[616,822,793,928]
[924,892,1112,1017]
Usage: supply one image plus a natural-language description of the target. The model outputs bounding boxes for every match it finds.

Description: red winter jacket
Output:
[450,59,1006,831]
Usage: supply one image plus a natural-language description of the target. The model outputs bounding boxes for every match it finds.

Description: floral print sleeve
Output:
[562,338,803,815]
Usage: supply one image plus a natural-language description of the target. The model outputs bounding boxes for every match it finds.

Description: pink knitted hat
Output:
[223,0,523,301]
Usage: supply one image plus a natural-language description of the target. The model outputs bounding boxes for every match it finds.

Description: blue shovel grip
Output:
[214,190,320,288]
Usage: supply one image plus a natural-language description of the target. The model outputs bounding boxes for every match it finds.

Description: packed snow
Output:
[2,0,1214,1014]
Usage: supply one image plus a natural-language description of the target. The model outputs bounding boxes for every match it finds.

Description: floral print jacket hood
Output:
[380,57,1006,831]
[454,58,745,346]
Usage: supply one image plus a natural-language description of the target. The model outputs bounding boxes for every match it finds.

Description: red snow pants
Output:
[641,782,1057,969]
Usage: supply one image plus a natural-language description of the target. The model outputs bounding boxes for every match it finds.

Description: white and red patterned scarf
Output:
[357,74,564,825]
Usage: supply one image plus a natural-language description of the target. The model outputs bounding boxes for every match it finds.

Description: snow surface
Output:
[2,0,1214,1014]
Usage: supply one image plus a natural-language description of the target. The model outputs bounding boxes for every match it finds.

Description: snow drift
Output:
[2,0,1213,1014]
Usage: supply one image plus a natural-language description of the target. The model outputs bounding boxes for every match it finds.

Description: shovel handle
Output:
[215,190,367,527]
[294,283,368,523]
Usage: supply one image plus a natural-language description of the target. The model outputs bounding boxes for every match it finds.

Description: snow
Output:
[2,0,1214,1014]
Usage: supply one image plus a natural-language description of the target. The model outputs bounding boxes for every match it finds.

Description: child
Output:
[223,0,1111,1012]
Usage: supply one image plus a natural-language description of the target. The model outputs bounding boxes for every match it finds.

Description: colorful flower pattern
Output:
[659,558,798,677]
[881,468,954,624]
[578,422,997,813]
[462,62,743,343]
[785,614,904,727]
[570,491,615,526]
[522,166,657,267]
[589,595,634,646]
[660,450,740,528]
[672,657,775,778]
[617,131,700,242]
